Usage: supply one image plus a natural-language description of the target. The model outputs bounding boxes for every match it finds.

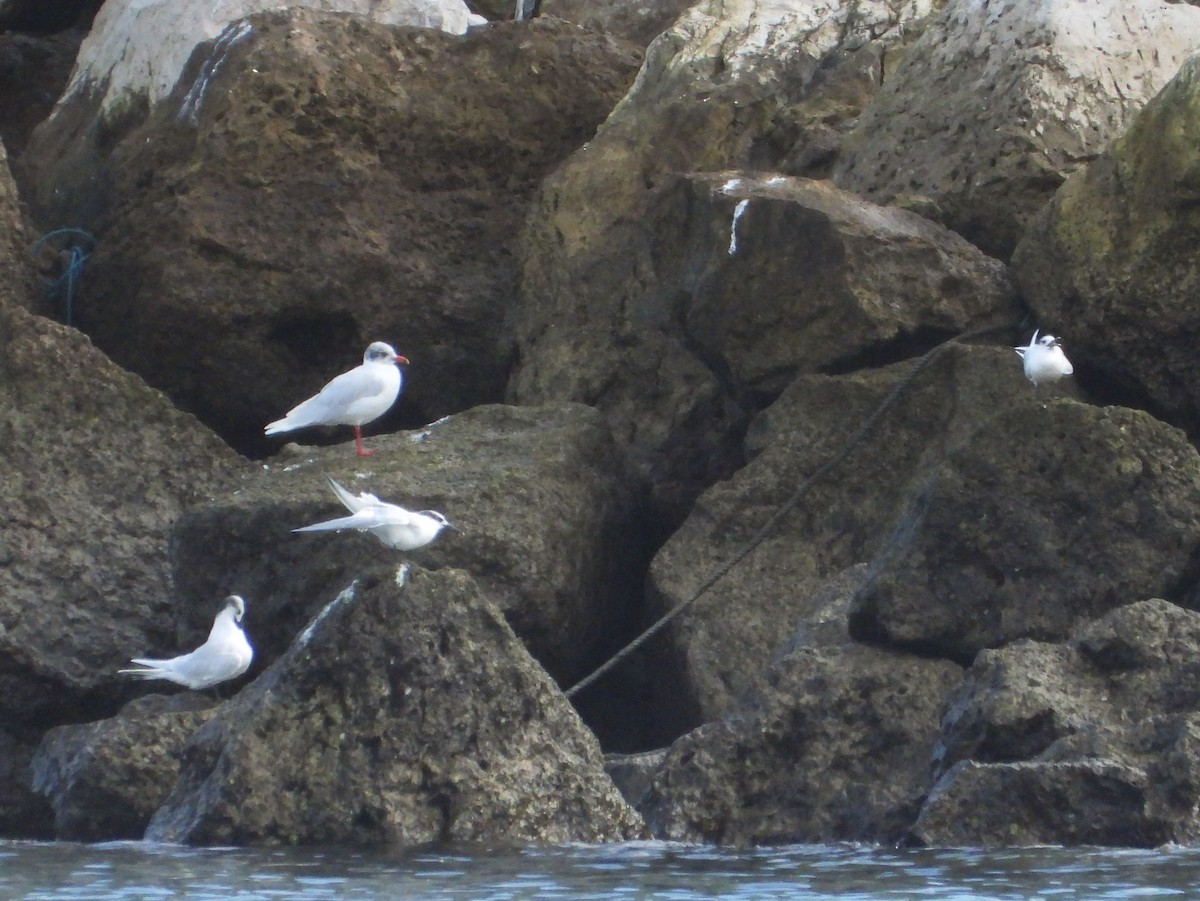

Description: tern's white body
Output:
[294,476,453,551]
[266,342,408,456]
[120,595,253,690]
[1015,330,1074,386]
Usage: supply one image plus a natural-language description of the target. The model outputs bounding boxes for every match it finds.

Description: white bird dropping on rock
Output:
[1015,329,1074,386]
[293,476,454,551]
[120,595,253,690]
[265,342,409,457]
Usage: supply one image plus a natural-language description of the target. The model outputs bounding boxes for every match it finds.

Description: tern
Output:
[120,595,253,690]
[1015,330,1074,387]
[293,476,454,551]
[266,342,409,457]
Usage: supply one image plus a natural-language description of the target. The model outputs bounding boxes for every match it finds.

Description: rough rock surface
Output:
[147,569,645,845]
[641,641,961,845]
[31,694,216,841]
[912,600,1200,847]
[0,139,35,310]
[508,0,963,519]
[0,303,245,836]
[51,0,479,122]
[20,10,641,456]
[647,344,1054,722]
[834,0,1200,259]
[0,28,86,158]
[540,0,692,46]
[1012,53,1200,440]
[171,404,647,690]
[851,402,1200,661]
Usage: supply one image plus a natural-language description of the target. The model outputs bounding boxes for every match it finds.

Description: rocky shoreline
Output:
[3,0,1200,848]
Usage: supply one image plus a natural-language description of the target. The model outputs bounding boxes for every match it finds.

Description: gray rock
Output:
[171,403,647,689]
[539,0,691,46]
[31,694,216,841]
[1012,52,1200,439]
[0,138,36,311]
[641,641,961,845]
[834,0,1200,258]
[851,402,1200,660]
[509,1,936,519]
[913,599,1200,847]
[647,344,1050,721]
[147,568,645,845]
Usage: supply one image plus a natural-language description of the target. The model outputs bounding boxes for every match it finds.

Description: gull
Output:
[266,342,409,457]
[293,476,454,551]
[1015,329,1074,387]
[119,595,253,690]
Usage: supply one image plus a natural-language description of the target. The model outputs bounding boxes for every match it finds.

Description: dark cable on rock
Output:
[564,322,1012,700]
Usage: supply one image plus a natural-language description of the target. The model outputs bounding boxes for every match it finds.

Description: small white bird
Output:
[120,595,253,690]
[266,342,409,457]
[293,476,454,551]
[1015,329,1074,387]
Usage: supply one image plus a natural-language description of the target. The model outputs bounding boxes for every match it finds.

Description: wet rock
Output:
[641,641,961,845]
[912,599,1200,847]
[171,404,647,690]
[850,402,1200,661]
[647,344,1051,722]
[147,569,645,845]
[20,9,641,455]
[1012,52,1200,440]
[508,1,958,519]
[834,0,1200,258]
[31,694,216,841]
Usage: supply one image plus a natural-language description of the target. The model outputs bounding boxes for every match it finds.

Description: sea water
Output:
[2,840,1199,900]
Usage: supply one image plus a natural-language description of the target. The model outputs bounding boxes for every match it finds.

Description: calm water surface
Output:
[2,840,1198,900]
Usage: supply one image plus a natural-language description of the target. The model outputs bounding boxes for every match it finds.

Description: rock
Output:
[912,599,1200,847]
[640,641,961,845]
[147,569,645,845]
[0,0,98,32]
[171,404,648,690]
[508,1,965,519]
[1012,52,1200,438]
[0,303,245,834]
[0,138,36,311]
[605,749,666,808]
[31,694,217,841]
[851,402,1200,661]
[540,0,692,46]
[0,28,87,158]
[647,344,1049,722]
[833,0,1200,259]
[20,9,642,455]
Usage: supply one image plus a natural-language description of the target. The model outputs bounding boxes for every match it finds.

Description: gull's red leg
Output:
[354,426,376,457]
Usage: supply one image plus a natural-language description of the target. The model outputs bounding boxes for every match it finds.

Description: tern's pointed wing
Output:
[294,505,415,534]
[325,477,381,513]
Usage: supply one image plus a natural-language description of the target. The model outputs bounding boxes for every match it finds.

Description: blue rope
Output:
[31,228,96,327]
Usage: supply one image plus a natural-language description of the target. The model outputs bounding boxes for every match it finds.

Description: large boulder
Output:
[0,303,245,836]
[539,0,692,46]
[641,639,961,844]
[19,9,641,456]
[171,404,648,692]
[1012,53,1200,439]
[147,568,645,845]
[31,694,216,841]
[0,139,36,310]
[833,0,1200,258]
[851,402,1200,661]
[912,600,1200,847]
[646,344,1050,722]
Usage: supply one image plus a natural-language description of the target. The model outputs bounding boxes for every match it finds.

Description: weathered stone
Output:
[147,569,645,845]
[0,29,86,159]
[913,600,1200,847]
[648,344,1054,721]
[508,1,959,518]
[171,404,647,690]
[851,402,1200,660]
[641,642,961,845]
[31,694,216,841]
[0,139,36,311]
[20,9,641,455]
[1012,53,1200,439]
[834,0,1200,258]
[540,0,692,46]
